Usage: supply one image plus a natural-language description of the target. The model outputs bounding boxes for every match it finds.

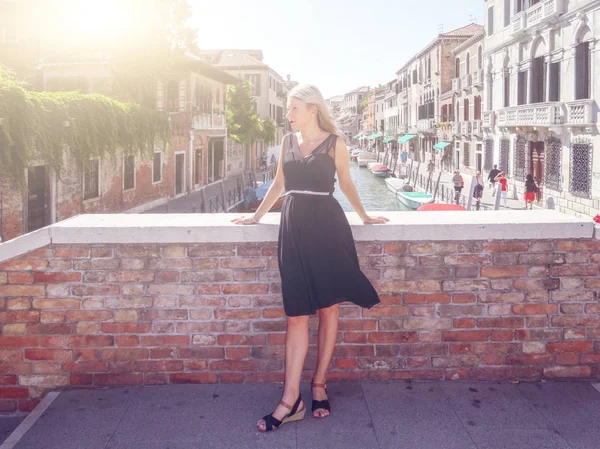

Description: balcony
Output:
[471,69,484,87]
[496,102,564,128]
[417,118,436,132]
[511,0,565,35]
[482,111,495,129]
[452,122,460,135]
[192,111,226,130]
[397,124,408,134]
[471,120,482,135]
[461,74,471,90]
[565,99,594,129]
[452,78,461,92]
[461,121,471,135]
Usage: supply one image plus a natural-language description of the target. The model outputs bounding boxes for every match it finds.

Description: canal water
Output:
[333,160,405,212]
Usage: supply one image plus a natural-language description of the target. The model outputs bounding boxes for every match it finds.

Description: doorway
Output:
[27,165,49,232]
[476,143,483,172]
[175,153,185,195]
[529,141,544,202]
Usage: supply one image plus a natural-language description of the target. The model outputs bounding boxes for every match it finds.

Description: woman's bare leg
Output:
[313,303,340,418]
[257,315,309,431]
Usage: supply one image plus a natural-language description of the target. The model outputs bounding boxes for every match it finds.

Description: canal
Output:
[333,160,403,212]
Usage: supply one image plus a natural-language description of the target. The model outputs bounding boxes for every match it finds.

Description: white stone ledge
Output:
[0,210,593,263]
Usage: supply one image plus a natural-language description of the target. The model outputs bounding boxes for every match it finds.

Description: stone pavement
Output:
[398,158,537,211]
[2,381,600,449]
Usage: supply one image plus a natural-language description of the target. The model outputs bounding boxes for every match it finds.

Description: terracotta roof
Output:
[441,23,484,38]
[210,51,267,69]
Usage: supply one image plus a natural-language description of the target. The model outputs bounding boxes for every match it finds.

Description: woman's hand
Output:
[231,216,258,225]
[362,215,389,224]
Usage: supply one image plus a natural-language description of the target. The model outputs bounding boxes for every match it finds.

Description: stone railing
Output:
[471,69,484,87]
[511,0,565,35]
[0,212,598,413]
[192,112,226,130]
[417,118,436,132]
[452,78,461,92]
[461,74,471,90]
[497,103,563,128]
[461,121,471,135]
[483,111,495,129]
[471,120,482,135]
[397,124,408,134]
[452,122,461,135]
[565,99,594,128]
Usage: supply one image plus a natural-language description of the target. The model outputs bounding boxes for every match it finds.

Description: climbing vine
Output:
[0,69,170,183]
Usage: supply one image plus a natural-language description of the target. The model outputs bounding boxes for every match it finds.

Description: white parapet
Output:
[0,210,593,263]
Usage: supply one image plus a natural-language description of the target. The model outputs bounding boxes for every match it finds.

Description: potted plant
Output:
[594,214,600,239]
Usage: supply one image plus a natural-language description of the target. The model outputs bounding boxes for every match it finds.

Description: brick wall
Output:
[0,238,599,413]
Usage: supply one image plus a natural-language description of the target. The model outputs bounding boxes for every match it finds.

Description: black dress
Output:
[278,132,380,317]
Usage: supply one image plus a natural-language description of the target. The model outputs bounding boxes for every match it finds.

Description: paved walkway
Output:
[2,381,600,449]
[398,158,537,211]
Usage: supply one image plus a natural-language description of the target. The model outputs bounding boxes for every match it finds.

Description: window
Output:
[478,46,483,70]
[474,96,482,120]
[569,139,592,198]
[152,152,162,184]
[487,6,494,36]
[531,57,546,104]
[123,155,135,190]
[466,53,471,74]
[575,42,591,100]
[504,0,511,27]
[244,74,261,96]
[517,71,528,105]
[464,99,470,121]
[84,160,99,200]
[549,62,560,102]
[412,69,417,84]
[166,81,179,112]
[503,72,511,107]
[455,58,460,78]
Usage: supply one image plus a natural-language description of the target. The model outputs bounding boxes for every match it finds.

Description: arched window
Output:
[464,98,470,121]
[466,53,471,74]
[575,25,593,100]
[455,57,460,77]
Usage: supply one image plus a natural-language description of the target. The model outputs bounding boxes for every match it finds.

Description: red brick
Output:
[505,354,553,365]
[555,353,580,365]
[100,323,150,333]
[55,248,90,259]
[7,272,33,284]
[67,336,114,347]
[0,336,38,348]
[551,265,599,276]
[481,267,527,278]
[170,373,218,383]
[363,306,409,317]
[28,323,74,335]
[0,388,29,399]
[481,355,503,365]
[140,336,189,347]
[442,331,490,342]
[514,278,560,291]
[454,318,475,328]
[62,361,109,372]
[0,375,17,385]
[209,360,258,371]
[66,310,113,321]
[70,285,119,296]
[512,304,558,315]
[491,330,514,341]
[483,242,529,252]
[444,254,491,265]
[404,294,451,304]
[33,272,82,283]
[134,360,184,372]
[18,399,40,412]
[32,298,81,309]
[224,347,250,359]
[221,284,267,295]
[216,334,266,346]
[0,260,48,271]
[343,332,367,344]
[555,240,600,251]
[551,316,600,327]
[334,358,357,369]
[0,311,40,323]
[581,354,600,364]
[477,317,524,328]
[95,373,143,386]
[393,370,444,380]
[449,343,472,354]
[0,285,45,297]
[106,271,155,283]
[453,293,476,304]
[25,349,71,361]
[368,332,417,343]
[409,243,457,255]
[547,341,593,353]
[442,280,489,291]
[214,309,260,320]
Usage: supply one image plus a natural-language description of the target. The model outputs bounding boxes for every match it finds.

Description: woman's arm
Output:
[334,137,388,224]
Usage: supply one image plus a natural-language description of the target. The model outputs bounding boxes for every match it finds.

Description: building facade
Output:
[483,0,600,216]
[396,24,484,163]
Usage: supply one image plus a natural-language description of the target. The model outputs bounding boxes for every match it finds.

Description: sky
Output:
[191,0,483,99]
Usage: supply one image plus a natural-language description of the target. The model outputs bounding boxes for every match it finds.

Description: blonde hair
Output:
[287,84,340,136]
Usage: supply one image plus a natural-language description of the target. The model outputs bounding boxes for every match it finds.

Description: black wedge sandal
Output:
[311,379,331,418]
[258,394,305,432]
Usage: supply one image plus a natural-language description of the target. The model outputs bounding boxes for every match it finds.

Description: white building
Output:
[483,0,600,216]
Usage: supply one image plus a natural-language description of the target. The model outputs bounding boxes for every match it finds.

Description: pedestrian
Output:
[494,171,508,207]
[524,173,538,210]
[452,169,464,204]
[427,159,435,175]
[488,164,500,196]
[261,152,268,170]
[401,150,407,165]
[473,171,484,210]
[270,153,276,166]
[232,84,388,432]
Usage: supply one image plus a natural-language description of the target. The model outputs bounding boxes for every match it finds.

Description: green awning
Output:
[368,132,383,140]
[433,141,452,150]
[398,134,417,144]
[353,133,363,139]
[383,137,394,144]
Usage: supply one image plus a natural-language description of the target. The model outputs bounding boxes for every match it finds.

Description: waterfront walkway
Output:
[2,381,599,449]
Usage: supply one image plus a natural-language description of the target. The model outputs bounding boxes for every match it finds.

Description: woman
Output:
[232,84,388,432]
[494,171,508,208]
[524,174,538,209]
[473,171,484,210]
[452,170,464,204]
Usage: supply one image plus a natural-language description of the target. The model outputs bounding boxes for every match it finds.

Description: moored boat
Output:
[396,191,434,210]
[370,163,391,178]
[385,177,406,194]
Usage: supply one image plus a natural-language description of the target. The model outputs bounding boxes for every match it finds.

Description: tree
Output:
[226,82,263,145]
[260,118,277,147]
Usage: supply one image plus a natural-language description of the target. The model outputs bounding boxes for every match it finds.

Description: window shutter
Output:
[156,81,163,111]
[549,62,560,102]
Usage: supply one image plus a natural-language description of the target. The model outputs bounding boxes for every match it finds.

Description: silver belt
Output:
[285,190,330,196]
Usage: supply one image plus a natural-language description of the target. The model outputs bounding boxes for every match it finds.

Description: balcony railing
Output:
[471,120,482,135]
[452,122,460,135]
[565,99,594,128]
[461,74,471,90]
[471,69,484,87]
[397,124,408,134]
[461,121,471,135]
[496,102,564,128]
[482,111,495,129]
[193,112,226,130]
[452,78,461,91]
[417,118,436,132]
[511,0,565,35]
